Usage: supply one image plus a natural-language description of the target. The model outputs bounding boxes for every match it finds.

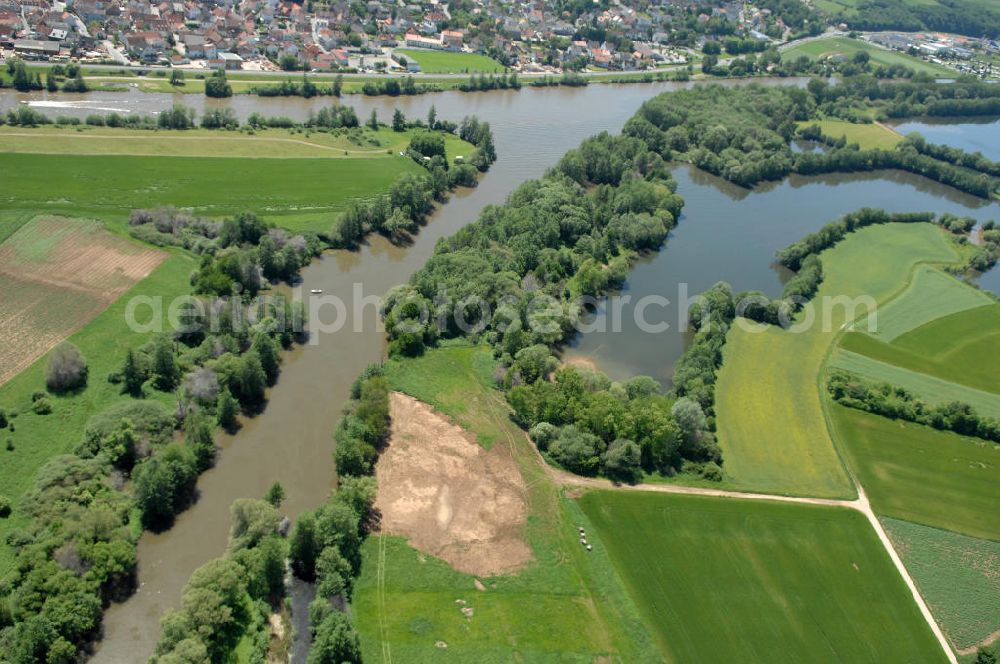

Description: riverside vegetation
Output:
[0,104,495,662]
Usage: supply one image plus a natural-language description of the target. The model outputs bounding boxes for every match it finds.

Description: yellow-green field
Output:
[715,223,961,498]
[798,119,903,150]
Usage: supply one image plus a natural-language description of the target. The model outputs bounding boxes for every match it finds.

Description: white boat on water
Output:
[309,288,323,294]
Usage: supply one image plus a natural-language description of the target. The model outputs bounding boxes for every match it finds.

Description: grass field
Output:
[841,303,1000,395]
[715,223,960,498]
[0,126,474,160]
[0,152,419,233]
[883,517,1000,652]
[0,250,195,575]
[858,266,994,342]
[578,490,949,663]
[798,119,903,149]
[394,49,506,74]
[782,36,954,77]
[831,405,1000,541]
[830,349,1000,419]
[0,216,166,385]
[354,345,660,662]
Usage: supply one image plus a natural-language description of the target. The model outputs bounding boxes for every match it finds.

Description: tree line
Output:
[828,371,1000,443]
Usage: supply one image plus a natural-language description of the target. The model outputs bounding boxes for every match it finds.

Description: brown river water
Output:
[2,80,998,661]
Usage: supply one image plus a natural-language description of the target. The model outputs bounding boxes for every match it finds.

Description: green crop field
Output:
[782,36,954,77]
[831,405,1000,541]
[715,222,959,498]
[0,251,195,575]
[0,152,419,233]
[841,303,1000,395]
[394,49,506,74]
[354,345,659,662]
[0,125,472,160]
[798,119,903,149]
[883,517,1000,652]
[858,266,994,342]
[578,490,948,663]
[830,349,1000,419]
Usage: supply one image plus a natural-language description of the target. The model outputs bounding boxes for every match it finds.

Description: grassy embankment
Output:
[579,490,949,663]
[782,36,954,77]
[352,344,661,662]
[714,222,961,498]
[0,126,473,232]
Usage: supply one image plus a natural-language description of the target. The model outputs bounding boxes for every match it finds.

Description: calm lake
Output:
[2,81,997,660]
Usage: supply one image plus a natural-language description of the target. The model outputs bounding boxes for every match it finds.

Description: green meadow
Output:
[578,490,948,663]
[394,49,506,74]
[842,303,1000,395]
[0,152,419,233]
[831,405,1000,541]
[830,349,1000,419]
[781,36,954,77]
[883,517,1000,652]
[859,266,994,342]
[715,222,959,498]
[798,119,903,150]
[353,345,659,662]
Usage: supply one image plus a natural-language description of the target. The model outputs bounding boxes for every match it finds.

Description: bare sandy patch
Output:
[375,392,532,576]
[0,216,166,385]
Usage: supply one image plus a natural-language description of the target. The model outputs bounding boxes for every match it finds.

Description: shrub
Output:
[32,398,53,415]
[46,343,88,392]
[0,495,11,518]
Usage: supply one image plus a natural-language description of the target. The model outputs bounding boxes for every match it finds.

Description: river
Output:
[57,80,805,662]
[2,81,997,661]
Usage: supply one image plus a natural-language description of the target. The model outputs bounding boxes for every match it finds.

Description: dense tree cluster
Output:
[672,281,736,417]
[360,76,424,96]
[251,73,342,98]
[511,365,721,480]
[331,117,496,248]
[204,69,232,98]
[45,343,88,393]
[625,82,1000,199]
[378,129,727,481]
[834,0,1000,39]
[150,498,288,663]
[828,371,1000,442]
[456,72,521,92]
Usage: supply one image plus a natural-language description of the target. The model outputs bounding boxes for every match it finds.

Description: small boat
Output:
[309,288,323,294]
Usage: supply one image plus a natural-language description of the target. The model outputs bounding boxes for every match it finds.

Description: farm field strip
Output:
[830,404,1000,542]
[858,266,994,342]
[0,216,166,385]
[781,36,954,76]
[883,517,1000,653]
[829,349,1000,418]
[841,303,1000,395]
[578,490,951,663]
